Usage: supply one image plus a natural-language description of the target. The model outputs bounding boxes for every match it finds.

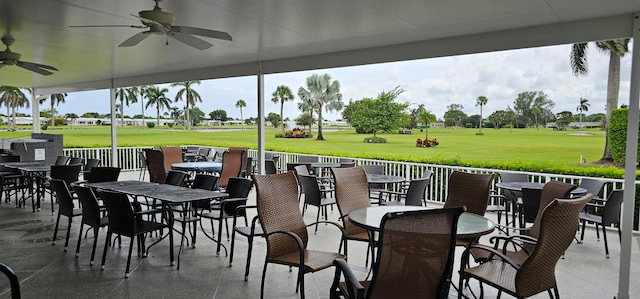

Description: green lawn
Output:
[0,126,606,168]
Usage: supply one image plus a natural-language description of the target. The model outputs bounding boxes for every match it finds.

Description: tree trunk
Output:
[280,102,285,135]
[11,106,16,131]
[316,106,324,140]
[240,108,243,131]
[141,92,145,128]
[186,101,190,130]
[601,53,621,161]
[120,99,124,127]
[309,110,314,134]
[157,106,160,126]
[425,127,429,140]
[479,105,483,133]
[51,101,55,127]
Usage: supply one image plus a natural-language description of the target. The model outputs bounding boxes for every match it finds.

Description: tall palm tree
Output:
[416,105,437,139]
[115,88,137,127]
[271,85,295,135]
[39,93,67,127]
[297,74,343,140]
[570,38,630,161]
[144,86,171,126]
[576,97,590,129]
[171,81,202,130]
[0,86,29,131]
[235,99,246,130]
[297,95,318,132]
[129,85,148,127]
[475,96,488,134]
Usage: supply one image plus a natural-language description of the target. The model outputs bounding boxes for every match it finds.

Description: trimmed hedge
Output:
[609,108,640,164]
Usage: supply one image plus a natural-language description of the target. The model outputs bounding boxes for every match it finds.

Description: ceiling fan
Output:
[70,0,232,50]
[0,34,59,76]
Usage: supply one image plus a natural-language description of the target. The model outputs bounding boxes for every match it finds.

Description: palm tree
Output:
[505,107,517,133]
[169,106,183,125]
[235,99,246,130]
[475,96,488,134]
[0,86,28,130]
[297,74,343,140]
[576,97,590,129]
[115,88,136,127]
[271,85,295,135]
[297,95,318,133]
[416,105,437,139]
[171,81,202,130]
[39,93,67,127]
[532,106,542,131]
[145,86,172,126]
[129,85,148,127]
[570,38,630,161]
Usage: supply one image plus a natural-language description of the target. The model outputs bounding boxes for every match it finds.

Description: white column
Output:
[110,85,118,167]
[617,12,640,299]
[257,62,265,174]
[31,90,40,133]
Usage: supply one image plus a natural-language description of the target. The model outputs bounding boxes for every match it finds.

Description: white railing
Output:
[64,146,635,230]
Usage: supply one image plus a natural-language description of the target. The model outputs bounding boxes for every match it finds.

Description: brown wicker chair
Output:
[251,171,347,299]
[227,147,248,177]
[473,180,577,265]
[458,194,591,299]
[144,148,166,184]
[218,150,244,189]
[331,167,375,265]
[331,207,465,299]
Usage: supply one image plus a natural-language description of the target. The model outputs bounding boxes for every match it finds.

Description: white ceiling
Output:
[1,0,639,94]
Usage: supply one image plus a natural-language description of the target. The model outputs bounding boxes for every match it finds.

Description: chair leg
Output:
[64,217,73,251]
[101,232,111,270]
[52,213,61,245]
[76,222,84,257]
[125,237,135,278]
[602,224,610,258]
[595,223,600,240]
[244,234,255,281]
[260,262,268,299]
[90,227,99,266]
[315,208,320,234]
[579,220,586,243]
[216,218,223,255]
[229,229,237,267]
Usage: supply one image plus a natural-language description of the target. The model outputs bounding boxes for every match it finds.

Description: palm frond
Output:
[570,43,589,76]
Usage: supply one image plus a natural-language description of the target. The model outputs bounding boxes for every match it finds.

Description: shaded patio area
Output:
[0,171,638,298]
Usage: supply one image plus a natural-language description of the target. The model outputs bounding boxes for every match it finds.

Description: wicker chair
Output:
[443,171,495,216]
[86,167,121,183]
[50,178,83,250]
[43,164,82,215]
[379,177,429,206]
[331,207,465,299]
[218,150,244,189]
[160,146,183,171]
[251,171,347,299]
[459,194,591,299]
[72,184,108,265]
[488,172,528,231]
[331,167,375,266]
[473,180,578,265]
[144,148,166,184]
[360,165,384,203]
[227,147,248,177]
[298,173,337,233]
[579,189,623,258]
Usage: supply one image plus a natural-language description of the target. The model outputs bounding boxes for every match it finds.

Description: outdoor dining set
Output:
[0,146,624,299]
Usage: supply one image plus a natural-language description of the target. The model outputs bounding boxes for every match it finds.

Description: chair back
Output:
[0,155,20,172]
[516,194,591,298]
[222,177,253,216]
[287,163,308,172]
[160,146,184,170]
[84,158,101,172]
[227,147,248,177]
[0,263,20,299]
[368,207,465,299]
[99,190,136,236]
[331,167,371,236]
[404,177,430,206]
[144,149,166,183]
[298,174,322,207]
[265,160,278,174]
[55,155,71,165]
[520,188,542,224]
[252,172,308,260]
[219,150,244,188]
[192,174,218,190]
[443,171,495,216]
[602,190,624,226]
[73,184,103,227]
[293,165,311,176]
[49,178,76,217]
[87,167,121,183]
[69,157,84,166]
[265,152,276,160]
[339,161,355,168]
[164,170,188,186]
[50,164,82,186]
[499,172,528,183]
[245,157,254,176]
[195,147,211,161]
[578,178,605,198]
[529,180,576,238]
[361,165,384,190]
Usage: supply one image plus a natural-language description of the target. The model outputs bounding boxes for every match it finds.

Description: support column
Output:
[617,12,640,299]
[109,85,118,167]
[257,62,265,174]
[31,90,40,133]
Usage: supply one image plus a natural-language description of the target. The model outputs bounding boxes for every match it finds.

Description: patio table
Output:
[496,181,587,195]
[2,162,52,212]
[171,162,222,174]
[88,180,228,269]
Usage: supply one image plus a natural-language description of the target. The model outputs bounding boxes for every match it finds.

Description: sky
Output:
[33,42,632,122]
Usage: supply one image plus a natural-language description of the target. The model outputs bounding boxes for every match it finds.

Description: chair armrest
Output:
[306,220,348,255]
[264,230,306,267]
[0,263,20,299]
[331,259,365,299]
[463,244,521,270]
[489,234,537,255]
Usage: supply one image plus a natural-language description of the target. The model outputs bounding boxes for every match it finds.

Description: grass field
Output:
[0,126,607,169]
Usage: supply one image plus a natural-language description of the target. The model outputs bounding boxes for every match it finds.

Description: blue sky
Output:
[39,42,628,121]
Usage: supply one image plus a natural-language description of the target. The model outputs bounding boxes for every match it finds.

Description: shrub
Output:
[363,137,387,143]
[475,132,484,135]
[416,137,439,147]
[609,108,638,164]
[284,127,311,138]
[167,123,174,128]
[146,122,155,128]
[41,124,48,131]
[274,132,284,138]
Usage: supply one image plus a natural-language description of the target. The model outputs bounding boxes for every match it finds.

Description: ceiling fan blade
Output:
[168,32,213,50]
[119,32,151,47]
[173,26,232,41]
[69,25,146,29]
[16,61,56,75]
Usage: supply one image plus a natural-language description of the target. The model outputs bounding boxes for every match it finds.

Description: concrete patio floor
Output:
[0,171,638,298]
